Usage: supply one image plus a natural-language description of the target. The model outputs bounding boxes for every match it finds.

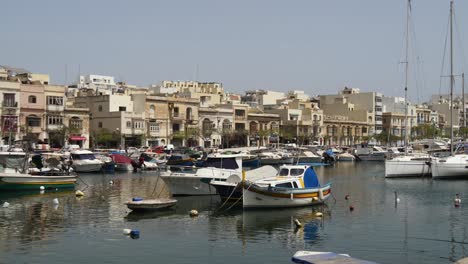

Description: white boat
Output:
[432,153,468,179]
[431,2,468,180]
[292,251,378,264]
[160,155,242,195]
[294,151,322,164]
[70,150,104,172]
[258,151,293,165]
[336,152,356,161]
[355,146,387,161]
[385,153,431,178]
[242,166,331,208]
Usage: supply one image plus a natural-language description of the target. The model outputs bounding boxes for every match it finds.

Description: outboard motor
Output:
[322,149,336,164]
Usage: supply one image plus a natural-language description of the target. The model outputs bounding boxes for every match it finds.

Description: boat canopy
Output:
[303,167,320,188]
[202,157,238,170]
[111,154,132,164]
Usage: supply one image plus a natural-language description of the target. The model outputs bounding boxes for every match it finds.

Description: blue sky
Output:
[2,0,467,102]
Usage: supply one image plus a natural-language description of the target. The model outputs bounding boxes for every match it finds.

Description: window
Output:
[149,123,159,133]
[290,169,304,176]
[98,122,103,128]
[47,96,63,105]
[279,168,289,176]
[26,116,41,127]
[133,121,144,129]
[47,116,63,125]
[149,105,155,115]
[275,182,293,188]
[126,121,132,128]
[98,105,103,112]
[70,117,82,129]
[119,106,126,112]
[28,95,37,104]
[173,107,179,117]
[3,93,15,107]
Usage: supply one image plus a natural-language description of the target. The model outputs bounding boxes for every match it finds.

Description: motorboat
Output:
[242,165,331,208]
[70,150,104,173]
[160,155,243,195]
[166,154,195,167]
[293,151,322,164]
[384,153,431,178]
[354,146,387,161]
[258,151,293,165]
[431,153,468,179]
[336,152,356,161]
[110,153,133,171]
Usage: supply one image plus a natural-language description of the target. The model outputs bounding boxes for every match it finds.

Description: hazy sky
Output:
[2,0,468,102]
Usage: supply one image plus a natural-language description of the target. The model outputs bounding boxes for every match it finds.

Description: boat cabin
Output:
[71,150,97,160]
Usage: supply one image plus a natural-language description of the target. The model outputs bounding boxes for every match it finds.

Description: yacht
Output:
[70,150,104,172]
[160,154,242,195]
[354,146,387,161]
[385,153,432,178]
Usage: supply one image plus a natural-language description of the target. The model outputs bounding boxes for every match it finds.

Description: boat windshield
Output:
[279,168,289,176]
[72,154,96,160]
[0,155,27,171]
[202,157,238,170]
[290,169,304,176]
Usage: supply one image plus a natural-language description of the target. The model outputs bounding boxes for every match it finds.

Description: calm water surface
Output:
[1,163,468,264]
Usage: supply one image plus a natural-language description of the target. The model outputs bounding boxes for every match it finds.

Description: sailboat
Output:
[431,0,468,179]
[384,0,432,178]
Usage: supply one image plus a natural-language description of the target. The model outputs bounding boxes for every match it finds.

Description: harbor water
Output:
[1,162,468,264]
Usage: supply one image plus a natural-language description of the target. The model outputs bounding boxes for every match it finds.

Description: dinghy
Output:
[125,198,177,211]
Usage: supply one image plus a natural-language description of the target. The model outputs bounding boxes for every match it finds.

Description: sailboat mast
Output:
[403,0,410,154]
[463,73,466,128]
[450,0,454,156]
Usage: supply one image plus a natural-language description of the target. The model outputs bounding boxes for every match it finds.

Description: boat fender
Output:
[190,209,199,217]
[75,190,85,197]
[319,189,324,200]
[455,194,461,207]
[291,193,294,200]
[315,212,323,217]
[132,197,143,202]
[123,229,132,235]
[312,197,319,201]
[345,194,350,200]
[294,218,302,228]
[2,202,9,208]
[53,198,59,205]
[130,230,140,239]
[40,186,45,191]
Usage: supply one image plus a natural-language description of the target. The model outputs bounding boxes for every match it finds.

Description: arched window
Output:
[149,105,155,116]
[28,95,37,104]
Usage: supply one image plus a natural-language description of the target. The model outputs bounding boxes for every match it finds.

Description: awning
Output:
[69,136,86,141]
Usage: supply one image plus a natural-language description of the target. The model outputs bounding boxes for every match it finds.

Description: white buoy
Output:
[52,198,59,205]
[123,229,132,235]
[315,212,323,217]
[2,202,9,208]
[394,191,400,203]
[455,194,461,207]
[75,190,85,197]
[40,186,45,191]
[312,197,319,201]
[109,180,114,185]
[189,209,199,217]
[294,218,302,228]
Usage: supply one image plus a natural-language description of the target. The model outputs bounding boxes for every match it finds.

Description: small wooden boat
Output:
[125,198,177,211]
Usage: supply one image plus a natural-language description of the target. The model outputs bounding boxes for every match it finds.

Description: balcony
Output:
[234,115,246,121]
[47,104,64,112]
[171,112,185,120]
[2,101,17,108]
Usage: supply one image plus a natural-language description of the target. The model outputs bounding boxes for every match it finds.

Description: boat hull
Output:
[210,182,242,202]
[243,184,331,208]
[357,154,386,161]
[385,160,431,178]
[431,162,468,179]
[72,162,103,173]
[115,163,133,171]
[0,174,77,191]
[125,198,177,211]
[160,175,217,195]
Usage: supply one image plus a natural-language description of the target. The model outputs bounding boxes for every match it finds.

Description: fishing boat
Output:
[166,154,195,167]
[0,151,76,191]
[125,198,177,212]
[210,165,278,202]
[110,153,133,171]
[242,166,331,208]
[70,150,104,172]
[160,155,243,195]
